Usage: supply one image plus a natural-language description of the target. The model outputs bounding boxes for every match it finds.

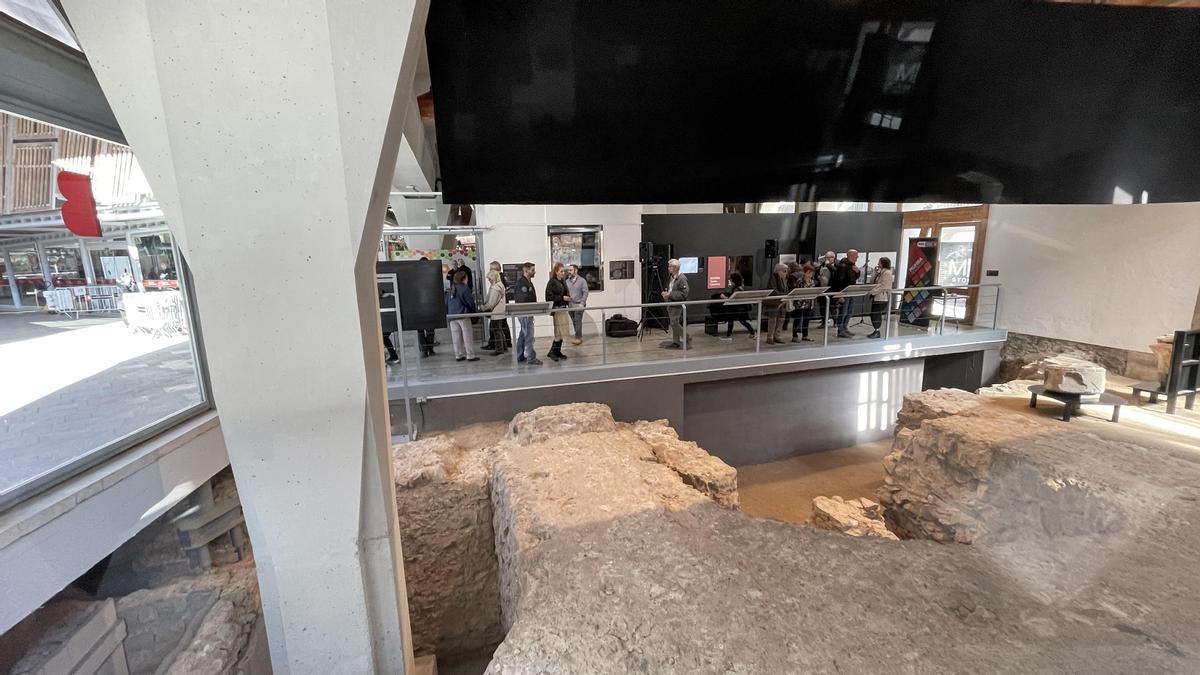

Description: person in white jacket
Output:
[868,257,894,339]
[482,270,509,355]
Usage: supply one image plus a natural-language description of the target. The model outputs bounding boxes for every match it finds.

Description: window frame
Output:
[0,238,212,512]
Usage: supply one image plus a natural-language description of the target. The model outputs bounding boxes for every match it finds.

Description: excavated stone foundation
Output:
[395,399,1200,673]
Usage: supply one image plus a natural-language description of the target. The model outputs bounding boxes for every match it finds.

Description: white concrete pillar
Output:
[61,2,429,673]
[124,233,143,291]
[32,241,52,287]
[3,249,22,308]
[78,239,97,284]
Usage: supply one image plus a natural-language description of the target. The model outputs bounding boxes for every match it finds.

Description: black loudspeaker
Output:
[765,239,778,258]
[639,241,653,263]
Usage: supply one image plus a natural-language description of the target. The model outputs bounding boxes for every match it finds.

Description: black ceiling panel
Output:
[426,0,1200,204]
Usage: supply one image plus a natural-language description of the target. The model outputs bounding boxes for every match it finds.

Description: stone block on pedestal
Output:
[1041,356,1106,396]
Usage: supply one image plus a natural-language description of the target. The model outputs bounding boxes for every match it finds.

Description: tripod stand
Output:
[638,258,669,340]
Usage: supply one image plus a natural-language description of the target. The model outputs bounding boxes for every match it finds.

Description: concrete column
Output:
[78,239,97,284]
[62,2,429,673]
[125,233,143,291]
[32,241,52,287]
[3,249,22,308]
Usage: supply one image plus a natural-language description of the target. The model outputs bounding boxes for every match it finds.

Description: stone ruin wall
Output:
[397,397,1200,673]
[393,403,739,658]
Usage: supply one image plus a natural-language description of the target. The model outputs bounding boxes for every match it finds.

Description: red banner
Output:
[57,171,102,237]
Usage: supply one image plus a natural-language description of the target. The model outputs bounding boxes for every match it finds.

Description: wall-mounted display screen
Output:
[678,257,699,274]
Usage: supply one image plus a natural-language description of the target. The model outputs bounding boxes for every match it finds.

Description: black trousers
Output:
[489,318,512,350]
[417,328,435,355]
[791,306,812,338]
[870,300,888,330]
[382,332,399,360]
[725,317,755,336]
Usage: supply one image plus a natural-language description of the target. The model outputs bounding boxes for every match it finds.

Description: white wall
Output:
[982,203,1200,352]
[476,205,700,333]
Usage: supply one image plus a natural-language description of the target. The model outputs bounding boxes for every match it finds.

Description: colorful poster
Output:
[707,256,727,289]
[901,237,938,327]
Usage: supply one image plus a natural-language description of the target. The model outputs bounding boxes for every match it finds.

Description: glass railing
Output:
[386,283,1001,381]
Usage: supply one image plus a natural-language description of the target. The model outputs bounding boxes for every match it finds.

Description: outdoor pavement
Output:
[0,311,202,497]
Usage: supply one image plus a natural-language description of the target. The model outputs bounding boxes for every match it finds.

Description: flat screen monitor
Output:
[678,257,699,274]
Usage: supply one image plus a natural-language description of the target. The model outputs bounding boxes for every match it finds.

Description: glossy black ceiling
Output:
[426,0,1200,204]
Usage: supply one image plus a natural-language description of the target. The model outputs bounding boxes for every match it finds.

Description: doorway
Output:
[899,205,989,325]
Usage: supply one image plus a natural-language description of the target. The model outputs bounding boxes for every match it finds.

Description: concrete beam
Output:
[60,1,429,672]
[0,14,123,143]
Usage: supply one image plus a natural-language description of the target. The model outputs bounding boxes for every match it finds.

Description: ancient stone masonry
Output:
[631,419,739,508]
[393,431,505,657]
[810,496,898,540]
[1041,355,1107,395]
[894,387,983,433]
[1001,332,1130,381]
[473,401,1200,673]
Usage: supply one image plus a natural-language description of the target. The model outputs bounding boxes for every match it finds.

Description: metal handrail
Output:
[441,282,1003,320]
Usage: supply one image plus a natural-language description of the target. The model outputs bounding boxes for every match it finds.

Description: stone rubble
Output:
[894,387,984,433]
[810,496,898,540]
[505,402,618,444]
[632,419,739,508]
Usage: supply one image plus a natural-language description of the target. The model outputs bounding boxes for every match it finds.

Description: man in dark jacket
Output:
[830,249,860,338]
[544,262,571,361]
[513,262,542,365]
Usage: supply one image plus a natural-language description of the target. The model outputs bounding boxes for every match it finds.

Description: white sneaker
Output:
[719,336,733,342]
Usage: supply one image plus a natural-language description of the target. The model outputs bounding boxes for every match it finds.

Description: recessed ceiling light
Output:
[405,185,417,190]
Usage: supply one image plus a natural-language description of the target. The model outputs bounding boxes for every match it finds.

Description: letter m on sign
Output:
[58,171,102,237]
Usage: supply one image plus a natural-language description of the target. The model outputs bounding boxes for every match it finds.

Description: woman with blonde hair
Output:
[482,269,510,355]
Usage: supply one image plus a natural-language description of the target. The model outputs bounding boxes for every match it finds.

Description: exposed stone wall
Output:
[120,562,263,675]
[393,432,505,657]
[480,402,1200,673]
[1001,331,1155,381]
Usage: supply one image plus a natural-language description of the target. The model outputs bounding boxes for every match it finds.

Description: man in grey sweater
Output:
[565,264,590,345]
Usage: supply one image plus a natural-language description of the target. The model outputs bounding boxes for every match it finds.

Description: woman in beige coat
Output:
[482,270,509,355]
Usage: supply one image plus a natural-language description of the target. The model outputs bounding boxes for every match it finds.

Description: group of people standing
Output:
[510,261,590,364]
[387,248,894,366]
[710,249,893,345]
[759,249,893,343]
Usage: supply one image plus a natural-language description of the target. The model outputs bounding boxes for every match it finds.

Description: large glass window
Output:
[43,245,84,285]
[0,231,207,509]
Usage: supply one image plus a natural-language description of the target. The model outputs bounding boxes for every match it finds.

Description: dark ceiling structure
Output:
[426,0,1200,204]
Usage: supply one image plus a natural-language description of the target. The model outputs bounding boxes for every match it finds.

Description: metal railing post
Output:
[510,315,519,372]
[992,286,1001,330]
[823,295,831,347]
[600,309,607,365]
[938,294,947,335]
[681,304,687,356]
[885,292,893,340]
[755,301,762,353]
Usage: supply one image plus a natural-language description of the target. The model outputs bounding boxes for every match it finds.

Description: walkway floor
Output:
[387,313,981,386]
[0,311,202,496]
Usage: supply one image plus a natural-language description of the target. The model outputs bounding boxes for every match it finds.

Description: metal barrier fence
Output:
[43,285,125,319]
